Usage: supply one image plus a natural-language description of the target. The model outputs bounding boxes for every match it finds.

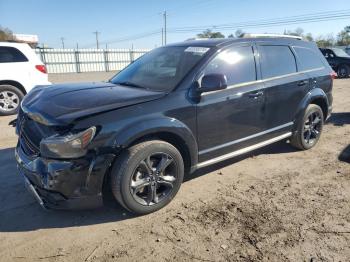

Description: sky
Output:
[1,0,350,49]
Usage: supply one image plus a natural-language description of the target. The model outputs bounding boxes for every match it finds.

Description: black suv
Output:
[319,47,350,78]
[15,37,334,214]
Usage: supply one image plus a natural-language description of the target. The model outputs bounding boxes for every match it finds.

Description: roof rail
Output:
[185,37,223,41]
[242,33,303,40]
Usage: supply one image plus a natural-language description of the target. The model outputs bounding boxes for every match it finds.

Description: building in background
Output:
[13,34,38,48]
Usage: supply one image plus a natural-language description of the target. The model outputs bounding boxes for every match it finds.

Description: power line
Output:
[171,15,350,34]
[170,9,350,30]
[81,9,350,48]
[82,30,161,48]
[168,10,350,33]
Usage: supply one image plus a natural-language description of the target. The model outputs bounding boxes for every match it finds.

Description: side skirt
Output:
[196,132,292,169]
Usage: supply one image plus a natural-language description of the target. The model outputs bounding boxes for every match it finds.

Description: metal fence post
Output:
[74,49,80,73]
[104,49,109,72]
[129,49,134,63]
[33,48,149,74]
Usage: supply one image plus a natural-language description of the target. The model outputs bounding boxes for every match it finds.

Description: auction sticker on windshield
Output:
[184,47,210,55]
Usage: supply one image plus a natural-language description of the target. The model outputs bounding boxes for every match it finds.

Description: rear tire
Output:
[110,140,184,215]
[290,104,324,150]
[0,85,24,116]
[337,64,350,78]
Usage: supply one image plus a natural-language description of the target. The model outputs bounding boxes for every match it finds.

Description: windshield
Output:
[332,48,350,58]
[110,46,210,91]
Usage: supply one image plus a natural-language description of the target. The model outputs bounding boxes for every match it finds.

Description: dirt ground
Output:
[0,78,349,262]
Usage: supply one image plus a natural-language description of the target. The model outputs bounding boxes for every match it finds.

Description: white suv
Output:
[0,42,51,115]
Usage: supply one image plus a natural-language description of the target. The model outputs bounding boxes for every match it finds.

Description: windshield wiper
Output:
[114,81,145,89]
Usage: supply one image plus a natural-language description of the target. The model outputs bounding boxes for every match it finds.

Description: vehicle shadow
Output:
[0,141,297,233]
[338,144,350,163]
[0,147,133,233]
[327,112,350,126]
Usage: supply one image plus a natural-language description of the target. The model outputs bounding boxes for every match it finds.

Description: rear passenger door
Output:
[293,46,331,101]
[257,44,309,130]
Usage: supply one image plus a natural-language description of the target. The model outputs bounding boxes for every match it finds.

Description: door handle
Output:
[297,80,308,86]
[248,91,264,98]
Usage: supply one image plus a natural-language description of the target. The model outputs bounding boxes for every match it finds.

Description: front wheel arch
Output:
[114,118,198,173]
[0,80,26,95]
[128,132,194,174]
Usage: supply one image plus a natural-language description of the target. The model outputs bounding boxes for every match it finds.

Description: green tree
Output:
[235,29,244,38]
[285,27,304,37]
[304,33,313,41]
[336,25,350,46]
[315,34,335,47]
[0,25,14,41]
[197,29,225,38]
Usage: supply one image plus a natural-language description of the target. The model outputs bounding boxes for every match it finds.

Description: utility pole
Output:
[163,11,167,45]
[93,31,100,49]
[161,28,164,46]
[60,37,65,49]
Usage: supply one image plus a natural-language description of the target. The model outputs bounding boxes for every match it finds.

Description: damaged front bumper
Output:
[15,145,115,210]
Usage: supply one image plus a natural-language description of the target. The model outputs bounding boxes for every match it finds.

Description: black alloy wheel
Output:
[290,104,324,150]
[111,140,184,215]
[130,152,177,206]
[337,65,350,78]
[302,110,323,146]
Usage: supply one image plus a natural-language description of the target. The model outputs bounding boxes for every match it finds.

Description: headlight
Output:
[40,126,96,158]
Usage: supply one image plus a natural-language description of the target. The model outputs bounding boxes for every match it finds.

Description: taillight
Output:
[35,65,47,74]
[330,71,337,80]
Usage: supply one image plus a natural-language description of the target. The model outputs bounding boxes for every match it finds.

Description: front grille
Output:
[17,108,55,158]
[20,128,40,157]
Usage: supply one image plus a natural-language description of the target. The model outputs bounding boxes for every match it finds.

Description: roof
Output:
[0,42,31,48]
[169,38,233,47]
[168,37,312,48]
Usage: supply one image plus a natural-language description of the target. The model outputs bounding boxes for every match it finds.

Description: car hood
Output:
[21,82,165,125]
[337,57,350,62]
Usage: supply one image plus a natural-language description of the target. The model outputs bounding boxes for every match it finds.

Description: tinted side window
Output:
[294,47,325,71]
[202,46,256,86]
[0,47,28,63]
[323,49,335,58]
[259,45,296,79]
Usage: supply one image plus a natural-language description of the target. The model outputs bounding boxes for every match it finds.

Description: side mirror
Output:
[199,74,227,93]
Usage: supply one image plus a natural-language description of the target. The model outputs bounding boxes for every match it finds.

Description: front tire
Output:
[110,140,184,215]
[0,85,24,116]
[290,104,324,150]
[337,64,350,78]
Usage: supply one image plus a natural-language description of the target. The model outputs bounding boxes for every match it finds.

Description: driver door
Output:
[196,44,267,163]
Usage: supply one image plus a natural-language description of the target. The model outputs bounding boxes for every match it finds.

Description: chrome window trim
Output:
[196,132,292,168]
[199,122,293,155]
[201,67,325,96]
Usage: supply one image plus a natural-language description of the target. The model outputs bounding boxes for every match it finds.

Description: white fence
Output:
[35,48,150,74]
